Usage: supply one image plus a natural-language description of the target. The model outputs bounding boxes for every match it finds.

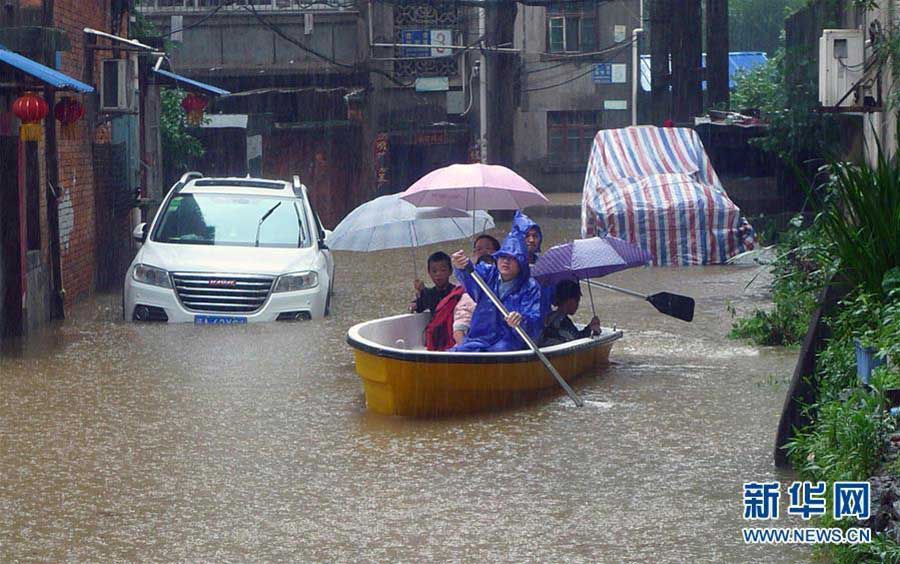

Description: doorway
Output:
[387,140,467,195]
[0,136,23,337]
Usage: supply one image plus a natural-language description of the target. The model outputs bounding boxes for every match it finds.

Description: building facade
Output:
[137,0,484,225]
[136,1,650,221]
[513,0,641,192]
[365,0,475,196]
[136,0,369,227]
[0,0,134,336]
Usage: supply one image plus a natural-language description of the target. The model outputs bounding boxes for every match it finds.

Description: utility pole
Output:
[481,0,517,166]
[649,0,671,124]
[706,0,729,110]
[670,0,702,123]
[478,5,488,163]
[631,0,644,126]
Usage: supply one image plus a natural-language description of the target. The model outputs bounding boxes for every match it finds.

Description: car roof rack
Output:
[173,171,203,193]
[193,179,285,190]
[292,175,307,198]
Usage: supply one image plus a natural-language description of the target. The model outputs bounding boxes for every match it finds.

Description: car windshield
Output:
[152,193,310,248]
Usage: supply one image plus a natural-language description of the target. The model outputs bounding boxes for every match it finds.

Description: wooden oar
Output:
[584,280,695,322]
[465,264,584,407]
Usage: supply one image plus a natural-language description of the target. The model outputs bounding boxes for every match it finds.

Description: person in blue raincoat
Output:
[510,210,553,317]
[449,233,544,352]
[511,210,542,264]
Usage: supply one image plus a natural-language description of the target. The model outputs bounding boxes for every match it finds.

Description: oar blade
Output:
[647,292,695,322]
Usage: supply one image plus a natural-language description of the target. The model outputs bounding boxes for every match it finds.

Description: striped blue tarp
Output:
[580,126,755,266]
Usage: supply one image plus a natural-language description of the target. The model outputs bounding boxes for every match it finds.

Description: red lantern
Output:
[54,96,85,140]
[12,91,49,142]
[181,93,208,126]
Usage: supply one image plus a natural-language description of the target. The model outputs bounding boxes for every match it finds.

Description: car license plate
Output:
[194,315,248,325]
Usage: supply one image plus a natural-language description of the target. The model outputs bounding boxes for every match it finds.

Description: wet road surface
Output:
[1,218,809,562]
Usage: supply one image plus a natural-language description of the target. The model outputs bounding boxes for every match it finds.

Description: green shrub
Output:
[729,218,830,346]
[160,89,206,173]
[807,139,900,297]
[787,384,889,482]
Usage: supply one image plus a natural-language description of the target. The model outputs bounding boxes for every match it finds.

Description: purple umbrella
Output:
[532,236,654,315]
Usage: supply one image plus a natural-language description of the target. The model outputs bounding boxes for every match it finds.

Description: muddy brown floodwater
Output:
[1,218,810,562]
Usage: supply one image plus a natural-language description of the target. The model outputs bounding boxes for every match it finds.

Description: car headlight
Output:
[132,263,172,289]
[274,271,318,293]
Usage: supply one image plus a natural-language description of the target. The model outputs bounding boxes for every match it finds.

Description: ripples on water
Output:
[0,218,808,562]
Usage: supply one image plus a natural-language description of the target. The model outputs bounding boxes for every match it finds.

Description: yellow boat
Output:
[347,313,623,416]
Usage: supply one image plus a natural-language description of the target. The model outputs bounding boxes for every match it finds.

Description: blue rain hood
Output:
[492,232,531,284]
[511,210,542,255]
[511,211,552,316]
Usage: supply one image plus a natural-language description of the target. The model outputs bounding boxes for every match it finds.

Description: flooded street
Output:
[1,217,808,562]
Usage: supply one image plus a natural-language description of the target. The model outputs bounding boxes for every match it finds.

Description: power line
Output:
[157,3,228,38]
[524,37,636,75]
[523,39,634,92]
[523,65,595,92]
[240,4,416,87]
[377,0,620,7]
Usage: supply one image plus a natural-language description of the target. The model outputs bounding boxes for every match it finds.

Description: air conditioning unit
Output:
[819,29,864,108]
[100,59,134,112]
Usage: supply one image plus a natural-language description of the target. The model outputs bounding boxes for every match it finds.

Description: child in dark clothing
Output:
[409,251,456,313]
[542,279,601,346]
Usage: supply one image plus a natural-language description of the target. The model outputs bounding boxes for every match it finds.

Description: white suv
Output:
[124,173,334,324]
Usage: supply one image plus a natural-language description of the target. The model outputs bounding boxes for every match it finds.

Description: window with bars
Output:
[392,2,459,81]
[547,2,597,53]
[547,111,601,164]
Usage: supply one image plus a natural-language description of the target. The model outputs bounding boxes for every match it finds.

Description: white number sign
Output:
[430,29,452,58]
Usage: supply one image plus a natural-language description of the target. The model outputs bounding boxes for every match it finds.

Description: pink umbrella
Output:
[400,163,549,210]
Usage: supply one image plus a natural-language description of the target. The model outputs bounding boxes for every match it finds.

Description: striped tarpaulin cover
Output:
[580,126,755,266]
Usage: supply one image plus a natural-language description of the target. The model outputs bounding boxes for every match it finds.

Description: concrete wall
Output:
[143,11,364,78]
[860,1,898,165]
[363,1,473,197]
[262,126,364,228]
[25,252,51,333]
[513,0,640,192]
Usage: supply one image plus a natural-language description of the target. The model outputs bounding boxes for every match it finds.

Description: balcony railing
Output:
[137,0,358,12]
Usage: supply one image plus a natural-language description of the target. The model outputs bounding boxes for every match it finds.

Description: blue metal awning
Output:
[152,68,230,96]
[0,46,94,92]
[640,51,768,93]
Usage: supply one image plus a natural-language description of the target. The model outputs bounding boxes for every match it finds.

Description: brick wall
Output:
[53,0,115,305]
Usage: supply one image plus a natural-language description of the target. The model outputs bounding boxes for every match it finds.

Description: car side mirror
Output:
[319,229,332,250]
[132,222,148,243]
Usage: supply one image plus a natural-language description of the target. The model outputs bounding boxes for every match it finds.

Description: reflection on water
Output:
[0,218,807,561]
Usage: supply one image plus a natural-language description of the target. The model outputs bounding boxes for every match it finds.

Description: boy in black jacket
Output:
[408,251,456,313]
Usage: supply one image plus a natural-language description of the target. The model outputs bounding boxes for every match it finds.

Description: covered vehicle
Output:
[581,126,754,266]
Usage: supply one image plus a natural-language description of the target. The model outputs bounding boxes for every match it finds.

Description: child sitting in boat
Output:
[511,210,555,318]
[511,210,542,265]
[408,251,456,313]
[452,234,500,344]
[541,279,601,346]
[449,233,543,352]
